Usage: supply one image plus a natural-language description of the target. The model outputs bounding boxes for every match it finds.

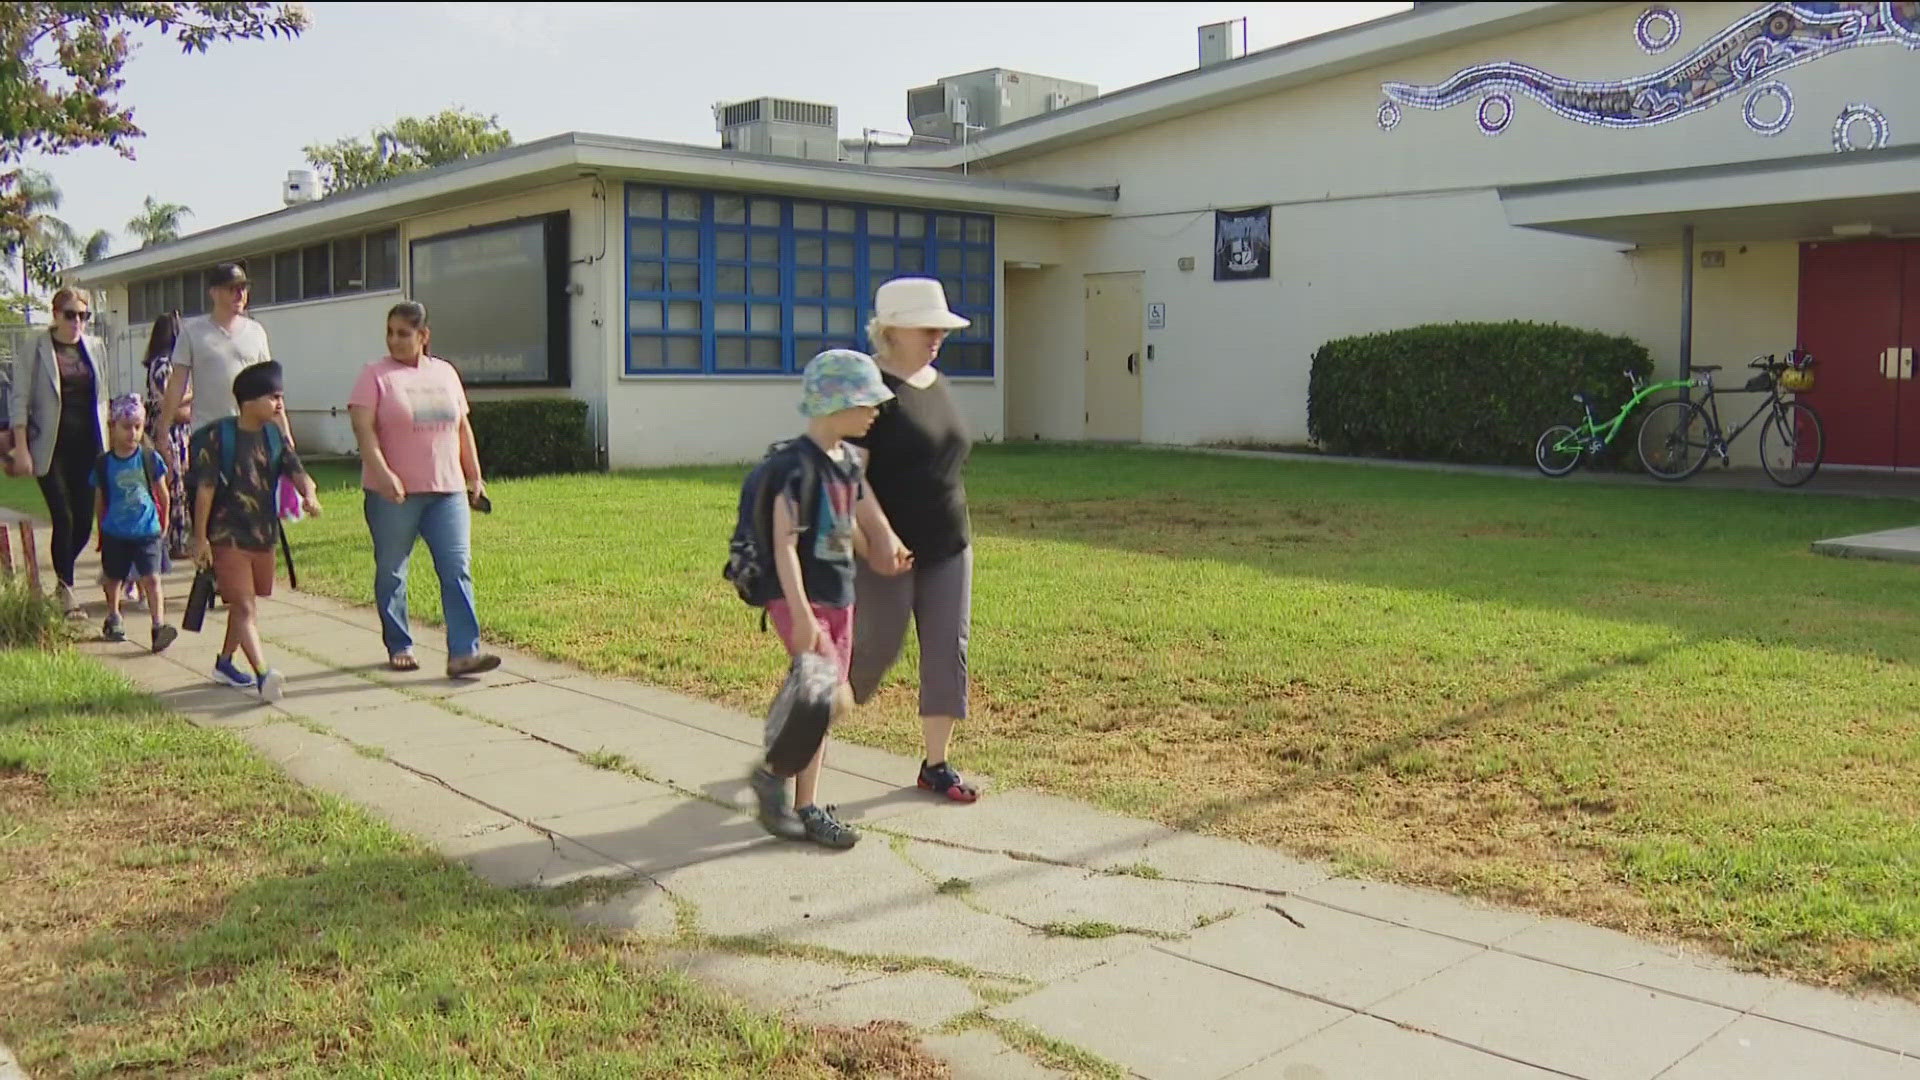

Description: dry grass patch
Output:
[0,648,945,1078]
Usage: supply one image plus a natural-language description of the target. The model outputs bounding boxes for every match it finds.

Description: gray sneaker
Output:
[749,767,806,840]
[798,804,860,849]
[102,614,125,642]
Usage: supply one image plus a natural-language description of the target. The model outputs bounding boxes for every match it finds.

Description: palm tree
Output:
[127,196,192,248]
[79,229,111,263]
[0,172,116,322]
[3,170,71,323]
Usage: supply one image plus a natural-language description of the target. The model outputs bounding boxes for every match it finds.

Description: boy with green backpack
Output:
[187,362,321,701]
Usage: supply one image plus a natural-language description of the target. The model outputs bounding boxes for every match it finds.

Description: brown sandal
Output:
[388,653,420,672]
[446,652,502,678]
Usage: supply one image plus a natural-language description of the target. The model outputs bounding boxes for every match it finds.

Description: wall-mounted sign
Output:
[409,211,571,386]
[1147,302,1166,329]
[1214,206,1271,281]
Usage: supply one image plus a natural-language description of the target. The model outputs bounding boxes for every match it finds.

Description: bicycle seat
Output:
[1692,365,1722,372]
[1572,392,1597,408]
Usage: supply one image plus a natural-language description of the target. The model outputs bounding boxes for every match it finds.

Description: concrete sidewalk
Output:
[15,523,1920,1078]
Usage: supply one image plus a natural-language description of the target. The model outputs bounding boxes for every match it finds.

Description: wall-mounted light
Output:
[1832,222,1882,238]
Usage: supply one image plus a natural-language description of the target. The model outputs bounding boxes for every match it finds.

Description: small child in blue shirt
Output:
[93,394,177,652]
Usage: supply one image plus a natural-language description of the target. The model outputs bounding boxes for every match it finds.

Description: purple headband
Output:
[109,393,145,424]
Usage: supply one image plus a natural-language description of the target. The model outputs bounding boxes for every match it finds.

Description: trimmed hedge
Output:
[468,398,597,478]
[1306,321,1654,468]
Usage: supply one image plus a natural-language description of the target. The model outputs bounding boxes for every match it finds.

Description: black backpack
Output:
[723,440,821,610]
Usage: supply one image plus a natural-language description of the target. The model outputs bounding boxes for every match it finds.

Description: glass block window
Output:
[625,183,995,377]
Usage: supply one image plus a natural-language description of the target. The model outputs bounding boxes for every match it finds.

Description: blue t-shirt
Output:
[94,448,165,539]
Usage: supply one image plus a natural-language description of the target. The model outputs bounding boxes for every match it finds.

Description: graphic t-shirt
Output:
[186,421,306,551]
[347,355,470,494]
[94,448,165,539]
[764,438,863,609]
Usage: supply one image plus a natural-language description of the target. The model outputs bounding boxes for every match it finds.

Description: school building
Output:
[67,1,1920,469]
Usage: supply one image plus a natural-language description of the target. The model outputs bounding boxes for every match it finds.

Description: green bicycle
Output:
[1534,369,1694,477]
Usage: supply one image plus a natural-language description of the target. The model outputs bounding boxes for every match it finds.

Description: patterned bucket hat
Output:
[800,349,895,417]
[108,393,145,423]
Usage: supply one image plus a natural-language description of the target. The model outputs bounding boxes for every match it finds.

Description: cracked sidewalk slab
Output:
[656,838,1141,984]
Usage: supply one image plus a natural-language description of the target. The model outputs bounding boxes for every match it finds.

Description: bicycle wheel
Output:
[1759,400,1824,487]
[1637,399,1713,480]
[1534,425,1584,477]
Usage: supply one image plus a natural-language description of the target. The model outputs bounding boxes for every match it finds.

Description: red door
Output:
[1902,242,1920,468]
[1797,240,1906,468]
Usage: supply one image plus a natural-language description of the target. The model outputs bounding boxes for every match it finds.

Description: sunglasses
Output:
[58,309,91,321]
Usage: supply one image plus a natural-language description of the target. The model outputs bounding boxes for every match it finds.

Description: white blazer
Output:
[7,330,110,477]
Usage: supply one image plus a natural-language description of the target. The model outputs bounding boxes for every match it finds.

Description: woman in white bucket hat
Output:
[846,277,981,803]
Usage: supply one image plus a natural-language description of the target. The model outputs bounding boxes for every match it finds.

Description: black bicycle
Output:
[1636,351,1823,487]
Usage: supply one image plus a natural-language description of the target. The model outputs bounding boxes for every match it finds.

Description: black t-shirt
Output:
[849,370,972,566]
[54,339,99,455]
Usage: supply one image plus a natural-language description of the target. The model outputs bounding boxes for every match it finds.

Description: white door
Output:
[1084,272,1143,441]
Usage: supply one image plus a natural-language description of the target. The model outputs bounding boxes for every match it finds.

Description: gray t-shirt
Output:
[172,314,272,430]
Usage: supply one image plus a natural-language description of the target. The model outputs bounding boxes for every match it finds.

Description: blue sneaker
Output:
[212,656,256,689]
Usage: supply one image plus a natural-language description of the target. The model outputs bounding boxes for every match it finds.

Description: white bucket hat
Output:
[872,277,970,330]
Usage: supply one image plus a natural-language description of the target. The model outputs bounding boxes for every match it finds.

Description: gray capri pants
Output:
[849,546,972,718]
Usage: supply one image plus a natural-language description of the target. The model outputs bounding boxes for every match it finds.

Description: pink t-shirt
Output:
[348,355,470,495]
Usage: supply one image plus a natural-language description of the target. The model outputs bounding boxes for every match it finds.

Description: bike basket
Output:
[1780,367,1815,392]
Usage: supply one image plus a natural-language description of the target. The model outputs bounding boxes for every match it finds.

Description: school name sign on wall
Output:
[408,212,573,387]
[1214,207,1272,282]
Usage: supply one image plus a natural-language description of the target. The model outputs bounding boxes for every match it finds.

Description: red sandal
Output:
[918,760,980,803]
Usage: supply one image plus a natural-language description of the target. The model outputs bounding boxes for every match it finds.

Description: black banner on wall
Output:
[1213,206,1271,282]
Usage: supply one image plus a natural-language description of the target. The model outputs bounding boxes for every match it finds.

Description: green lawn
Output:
[11,446,1920,993]
[0,648,933,1077]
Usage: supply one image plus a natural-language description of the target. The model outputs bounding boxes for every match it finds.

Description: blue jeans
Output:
[364,492,481,659]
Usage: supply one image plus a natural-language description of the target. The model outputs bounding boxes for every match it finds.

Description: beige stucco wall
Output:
[979,0,1904,451]
[999,2,1918,199]
[255,292,399,454]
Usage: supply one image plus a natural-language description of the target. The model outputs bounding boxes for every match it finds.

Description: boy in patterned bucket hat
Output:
[746,349,911,849]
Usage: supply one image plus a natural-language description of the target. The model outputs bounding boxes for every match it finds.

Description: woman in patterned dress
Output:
[142,312,192,561]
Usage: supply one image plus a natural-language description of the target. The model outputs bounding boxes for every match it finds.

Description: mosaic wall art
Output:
[1378,1,1917,145]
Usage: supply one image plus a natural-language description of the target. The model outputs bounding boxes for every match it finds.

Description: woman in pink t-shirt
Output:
[347,301,500,678]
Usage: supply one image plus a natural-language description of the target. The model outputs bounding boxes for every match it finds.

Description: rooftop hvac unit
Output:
[283,168,319,205]
[714,96,841,161]
[906,69,1099,141]
[1198,19,1248,68]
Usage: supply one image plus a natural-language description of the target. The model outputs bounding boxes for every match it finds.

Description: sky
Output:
[36,1,1409,253]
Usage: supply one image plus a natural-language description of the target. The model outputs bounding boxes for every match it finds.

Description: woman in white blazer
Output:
[7,286,110,611]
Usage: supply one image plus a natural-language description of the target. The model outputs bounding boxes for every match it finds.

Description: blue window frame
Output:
[625,183,995,377]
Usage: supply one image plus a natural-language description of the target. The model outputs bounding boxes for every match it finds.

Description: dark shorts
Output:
[101,534,164,582]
